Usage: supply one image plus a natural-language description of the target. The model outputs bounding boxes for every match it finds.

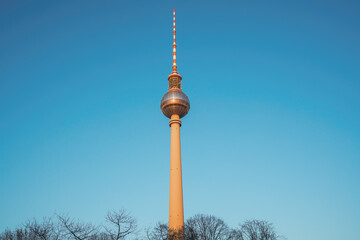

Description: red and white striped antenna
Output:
[172,8,177,73]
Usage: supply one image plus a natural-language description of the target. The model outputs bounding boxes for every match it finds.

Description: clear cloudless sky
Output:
[0,0,359,239]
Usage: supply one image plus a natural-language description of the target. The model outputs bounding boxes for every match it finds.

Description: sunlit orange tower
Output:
[160,9,190,237]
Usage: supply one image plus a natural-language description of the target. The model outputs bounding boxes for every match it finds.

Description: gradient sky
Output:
[1,1,359,239]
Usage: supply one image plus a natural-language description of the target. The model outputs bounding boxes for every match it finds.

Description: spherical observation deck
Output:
[160,90,190,119]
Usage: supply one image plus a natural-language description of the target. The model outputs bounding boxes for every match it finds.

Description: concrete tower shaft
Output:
[169,114,184,232]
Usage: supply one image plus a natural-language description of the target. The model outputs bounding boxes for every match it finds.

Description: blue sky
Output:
[0,0,359,239]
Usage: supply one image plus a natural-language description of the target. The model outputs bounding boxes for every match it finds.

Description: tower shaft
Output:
[169,114,184,234]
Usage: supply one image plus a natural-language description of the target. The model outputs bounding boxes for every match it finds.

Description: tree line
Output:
[0,210,285,240]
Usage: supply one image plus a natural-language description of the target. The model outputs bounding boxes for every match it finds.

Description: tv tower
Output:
[160,9,190,238]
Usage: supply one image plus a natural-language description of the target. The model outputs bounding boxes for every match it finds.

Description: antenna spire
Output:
[172,8,177,73]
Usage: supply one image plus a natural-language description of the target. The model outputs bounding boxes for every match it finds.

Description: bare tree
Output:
[57,215,98,240]
[228,229,244,240]
[145,223,168,240]
[0,229,16,240]
[145,222,185,240]
[185,214,231,240]
[238,220,283,240]
[0,227,35,240]
[103,209,137,240]
[25,217,62,240]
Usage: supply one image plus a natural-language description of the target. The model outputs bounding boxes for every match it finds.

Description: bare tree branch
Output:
[57,215,98,240]
[103,209,137,240]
